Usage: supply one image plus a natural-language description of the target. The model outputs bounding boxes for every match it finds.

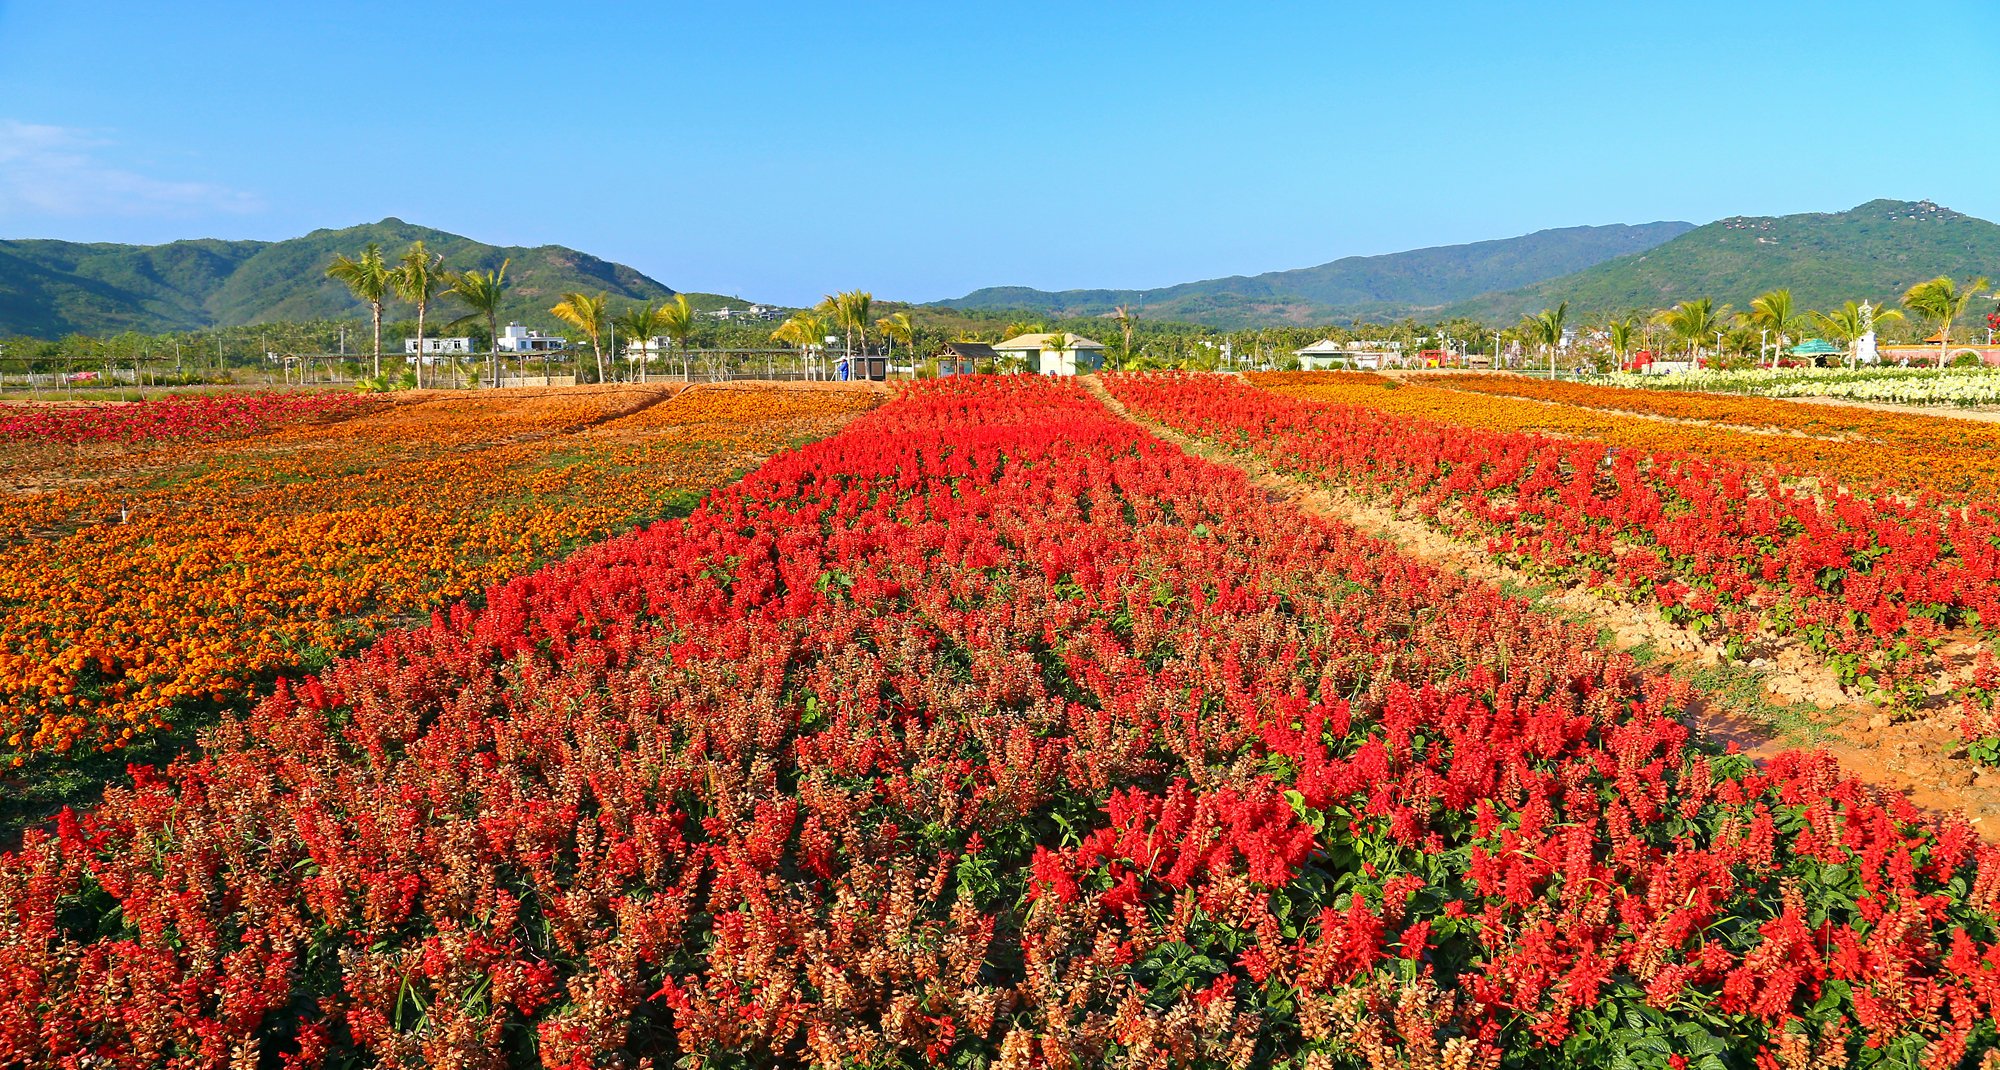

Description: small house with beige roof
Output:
[991,332,1106,376]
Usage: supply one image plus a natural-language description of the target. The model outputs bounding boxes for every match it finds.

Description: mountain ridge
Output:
[0,219,680,337]
[10,199,1994,338]
[935,221,1697,328]
[1440,199,2000,321]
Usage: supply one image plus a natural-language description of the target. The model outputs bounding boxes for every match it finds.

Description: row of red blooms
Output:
[1106,372,2000,710]
[0,391,375,445]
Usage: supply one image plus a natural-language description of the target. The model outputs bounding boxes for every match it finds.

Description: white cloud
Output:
[0,119,263,217]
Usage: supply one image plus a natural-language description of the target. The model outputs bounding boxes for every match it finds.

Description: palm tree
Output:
[771,312,827,379]
[1002,320,1043,341]
[1746,289,1803,367]
[1042,332,1074,376]
[1526,302,1567,375]
[551,292,610,383]
[326,243,392,378]
[1606,318,1636,365]
[446,259,509,388]
[1812,301,1905,367]
[1653,298,1727,361]
[391,241,446,388]
[613,301,668,382]
[1902,275,1992,367]
[656,294,699,379]
[875,310,914,363]
[819,291,874,359]
[1112,305,1138,368]
[1724,316,1764,361]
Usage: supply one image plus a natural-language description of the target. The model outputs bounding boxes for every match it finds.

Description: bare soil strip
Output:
[1081,375,2000,833]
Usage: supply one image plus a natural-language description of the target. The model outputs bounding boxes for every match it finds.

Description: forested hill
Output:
[1444,200,2000,321]
[934,221,1695,328]
[0,219,677,337]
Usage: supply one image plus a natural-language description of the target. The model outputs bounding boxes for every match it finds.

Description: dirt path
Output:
[1081,376,2000,833]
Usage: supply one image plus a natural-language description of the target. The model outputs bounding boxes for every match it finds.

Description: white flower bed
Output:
[1595,366,2000,407]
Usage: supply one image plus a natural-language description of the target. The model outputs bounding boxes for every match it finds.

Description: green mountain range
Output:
[0,219,681,337]
[1441,199,2000,322]
[935,221,1696,327]
[11,199,1996,338]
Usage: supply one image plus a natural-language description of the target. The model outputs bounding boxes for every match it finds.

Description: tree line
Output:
[1512,275,1993,371]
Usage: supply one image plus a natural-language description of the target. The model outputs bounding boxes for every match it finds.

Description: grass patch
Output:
[0,723,199,849]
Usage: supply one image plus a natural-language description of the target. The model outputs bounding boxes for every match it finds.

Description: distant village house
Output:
[706,305,785,322]
[405,336,474,355]
[1292,338,1405,371]
[497,323,567,353]
[991,333,1106,376]
[937,341,997,377]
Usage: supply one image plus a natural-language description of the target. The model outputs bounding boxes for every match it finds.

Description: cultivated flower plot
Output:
[1263,372,2000,500]
[1601,366,2000,409]
[1109,374,2000,711]
[6,377,2000,1067]
[0,385,877,758]
[0,390,377,445]
[1420,373,2000,498]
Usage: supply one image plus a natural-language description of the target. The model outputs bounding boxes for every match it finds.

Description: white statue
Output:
[1856,300,1878,365]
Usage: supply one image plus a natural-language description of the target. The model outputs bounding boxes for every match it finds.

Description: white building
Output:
[622,336,676,365]
[991,332,1106,376]
[497,323,567,353]
[405,336,474,355]
[1292,339,1404,371]
[706,304,786,322]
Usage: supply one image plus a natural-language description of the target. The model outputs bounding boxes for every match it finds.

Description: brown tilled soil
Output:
[1082,376,2000,836]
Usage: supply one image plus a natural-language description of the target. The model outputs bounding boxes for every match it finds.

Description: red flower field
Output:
[7,377,2000,1068]
[1108,372,2000,713]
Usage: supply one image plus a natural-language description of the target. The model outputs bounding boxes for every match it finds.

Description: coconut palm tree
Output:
[1653,298,1727,361]
[613,301,669,382]
[1606,318,1636,365]
[1002,321,1043,341]
[818,291,873,359]
[1112,305,1138,368]
[446,259,509,388]
[551,292,610,383]
[655,294,699,379]
[325,243,392,378]
[1043,332,1074,376]
[1747,289,1804,367]
[1525,302,1567,375]
[1724,316,1764,361]
[771,312,827,379]
[875,311,914,363]
[1902,275,1992,367]
[391,241,447,388]
[1812,301,1904,367]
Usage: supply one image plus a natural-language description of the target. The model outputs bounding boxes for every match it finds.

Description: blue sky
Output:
[1,1,1993,306]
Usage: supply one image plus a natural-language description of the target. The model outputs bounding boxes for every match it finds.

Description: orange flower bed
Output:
[1417,373,2000,498]
[1248,372,1985,499]
[0,383,880,759]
